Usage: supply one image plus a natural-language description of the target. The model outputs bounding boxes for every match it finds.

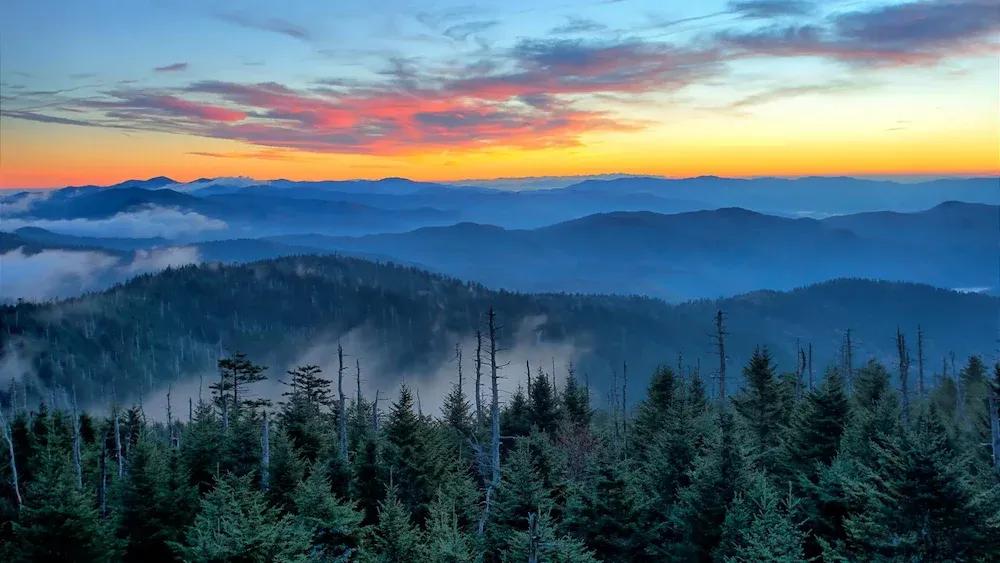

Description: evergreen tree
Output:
[562,370,592,427]
[441,382,473,438]
[266,426,306,509]
[173,473,312,562]
[292,463,363,560]
[421,492,475,563]
[841,406,1000,560]
[565,460,645,561]
[784,368,849,475]
[716,470,806,562]
[631,365,678,458]
[501,386,532,438]
[668,412,740,561]
[491,438,553,553]
[180,400,222,492]
[529,368,561,433]
[365,485,421,562]
[732,348,785,473]
[501,510,598,563]
[117,433,195,562]
[10,447,121,562]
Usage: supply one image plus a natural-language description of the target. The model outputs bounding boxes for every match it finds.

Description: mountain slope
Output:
[2,255,992,407]
[270,203,995,300]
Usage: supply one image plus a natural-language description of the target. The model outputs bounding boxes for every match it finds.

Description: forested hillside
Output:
[1,255,994,409]
[0,332,997,561]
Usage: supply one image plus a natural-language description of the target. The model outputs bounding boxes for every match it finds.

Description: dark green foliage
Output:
[9,447,121,562]
[172,473,312,562]
[292,463,363,559]
[116,434,195,562]
[366,485,421,562]
[529,368,562,433]
[0,332,997,562]
[732,348,786,473]
[501,386,532,438]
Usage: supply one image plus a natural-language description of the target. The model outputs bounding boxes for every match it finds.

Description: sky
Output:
[0,0,998,188]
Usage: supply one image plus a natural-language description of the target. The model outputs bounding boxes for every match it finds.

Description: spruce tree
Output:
[366,485,421,562]
[11,448,121,562]
[172,473,312,562]
[292,463,363,559]
[528,368,561,433]
[784,367,849,476]
[716,470,806,562]
[501,386,532,438]
[732,348,785,473]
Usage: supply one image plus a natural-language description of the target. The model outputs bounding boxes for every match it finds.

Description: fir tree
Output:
[10,447,121,562]
[366,485,421,562]
[716,470,806,562]
[732,348,785,473]
[172,473,312,562]
[529,368,561,433]
[292,463,363,559]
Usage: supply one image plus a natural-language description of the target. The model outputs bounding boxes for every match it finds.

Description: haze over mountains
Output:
[2,174,996,302]
[2,254,994,408]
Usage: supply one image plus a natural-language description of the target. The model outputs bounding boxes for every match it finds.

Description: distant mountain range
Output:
[270,201,996,300]
[3,175,996,235]
[5,201,995,302]
[2,254,993,407]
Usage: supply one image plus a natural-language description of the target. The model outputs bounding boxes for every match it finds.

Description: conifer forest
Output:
[0,304,998,561]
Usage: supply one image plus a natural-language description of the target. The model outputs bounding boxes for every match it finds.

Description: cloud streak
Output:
[154,62,188,72]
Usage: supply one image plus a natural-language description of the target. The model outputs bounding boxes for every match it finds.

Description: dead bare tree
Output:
[71,387,83,489]
[714,310,728,405]
[808,343,814,391]
[0,403,21,508]
[621,360,628,452]
[260,411,271,491]
[113,392,124,479]
[916,325,926,397]
[478,307,506,538]
[842,329,855,391]
[897,328,911,426]
[989,363,999,474]
[337,342,348,461]
[475,327,484,428]
[372,389,380,432]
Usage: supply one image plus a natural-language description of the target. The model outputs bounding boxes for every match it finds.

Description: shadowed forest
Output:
[1,306,998,562]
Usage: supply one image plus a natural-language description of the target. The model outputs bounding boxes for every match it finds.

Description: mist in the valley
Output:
[0,246,201,302]
[3,204,227,238]
[137,315,586,421]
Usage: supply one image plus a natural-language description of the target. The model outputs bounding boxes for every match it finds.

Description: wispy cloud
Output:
[154,62,189,72]
[216,12,310,40]
[720,0,1000,66]
[728,0,815,19]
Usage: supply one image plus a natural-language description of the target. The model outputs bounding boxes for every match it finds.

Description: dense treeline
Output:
[2,255,995,406]
[0,312,998,561]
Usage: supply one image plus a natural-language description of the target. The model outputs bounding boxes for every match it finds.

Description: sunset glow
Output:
[1,0,998,187]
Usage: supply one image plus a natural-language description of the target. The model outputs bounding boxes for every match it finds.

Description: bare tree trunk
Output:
[897,328,910,426]
[0,407,21,508]
[113,401,124,479]
[72,388,83,488]
[843,329,854,392]
[917,325,926,397]
[989,364,999,474]
[527,512,540,563]
[99,438,108,516]
[953,352,964,428]
[478,307,503,537]
[356,358,363,407]
[260,412,270,491]
[338,343,348,461]
[526,360,532,401]
[621,360,627,452]
[715,310,727,405]
[166,385,174,449]
[808,343,814,390]
[455,343,463,396]
[475,328,483,428]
